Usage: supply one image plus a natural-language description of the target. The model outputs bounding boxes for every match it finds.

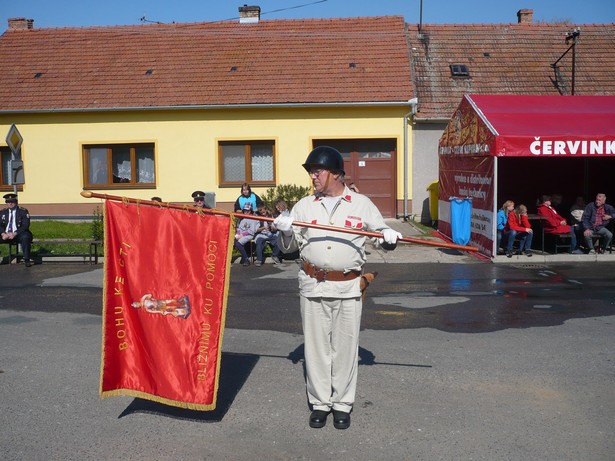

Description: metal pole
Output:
[419,0,423,34]
[403,99,417,221]
[403,112,409,219]
[571,39,576,95]
[80,191,478,252]
[11,151,17,195]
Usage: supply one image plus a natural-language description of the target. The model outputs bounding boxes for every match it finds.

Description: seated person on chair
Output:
[496,200,513,255]
[550,193,566,217]
[505,203,533,257]
[581,193,615,254]
[0,193,33,267]
[253,205,282,267]
[536,195,583,254]
[191,190,211,209]
[233,183,264,213]
[569,196,586,226]
[274,198,290,219]
[569,195,586,246]
[233,202,260,266]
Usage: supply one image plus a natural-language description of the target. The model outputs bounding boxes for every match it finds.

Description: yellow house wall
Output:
[0,106,412,213]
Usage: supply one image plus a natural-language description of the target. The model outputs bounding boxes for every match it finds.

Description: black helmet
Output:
[302,146,345,175]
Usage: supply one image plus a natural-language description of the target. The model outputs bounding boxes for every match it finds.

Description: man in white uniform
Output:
[274,146,401,430]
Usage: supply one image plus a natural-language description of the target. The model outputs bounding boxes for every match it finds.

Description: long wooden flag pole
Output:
[81,191,478,252]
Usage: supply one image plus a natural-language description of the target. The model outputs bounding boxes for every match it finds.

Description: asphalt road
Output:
[1,259,614,460]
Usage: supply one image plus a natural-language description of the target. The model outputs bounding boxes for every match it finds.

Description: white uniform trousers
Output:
[300,294,362,413]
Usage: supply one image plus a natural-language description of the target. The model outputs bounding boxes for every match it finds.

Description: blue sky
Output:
[1,0,613,29]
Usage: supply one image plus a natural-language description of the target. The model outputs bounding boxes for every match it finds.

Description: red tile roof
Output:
[407,23,615,120]
[0,16,413,112]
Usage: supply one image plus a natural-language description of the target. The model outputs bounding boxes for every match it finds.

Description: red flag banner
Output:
[100,201,233,410]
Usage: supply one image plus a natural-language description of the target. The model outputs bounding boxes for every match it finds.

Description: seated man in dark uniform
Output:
[191,190,211,209]
[0,193,33,266]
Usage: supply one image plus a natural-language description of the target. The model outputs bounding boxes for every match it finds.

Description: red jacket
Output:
[536,204,571,234]
[506,211,531,232]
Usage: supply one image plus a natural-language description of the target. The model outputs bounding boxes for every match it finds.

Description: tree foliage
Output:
[261,184,311,211]
[91,206,104,243]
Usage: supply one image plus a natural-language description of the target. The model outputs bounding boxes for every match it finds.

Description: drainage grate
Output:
[512,264,549,269]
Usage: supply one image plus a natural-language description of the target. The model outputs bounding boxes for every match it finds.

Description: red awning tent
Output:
[437,94,615,257]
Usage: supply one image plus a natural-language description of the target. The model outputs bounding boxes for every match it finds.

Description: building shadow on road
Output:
[118,351,258,422]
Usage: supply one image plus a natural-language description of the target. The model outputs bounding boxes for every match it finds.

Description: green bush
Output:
[91,206,104,243]
[261,184,311,211]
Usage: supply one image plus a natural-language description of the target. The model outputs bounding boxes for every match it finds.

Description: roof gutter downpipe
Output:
[403,98,418,220]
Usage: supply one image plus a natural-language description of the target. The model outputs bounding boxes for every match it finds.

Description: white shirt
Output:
[6,209,16,233]
[278,186,391,298]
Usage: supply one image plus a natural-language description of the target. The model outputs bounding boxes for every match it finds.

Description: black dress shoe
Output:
[309,410,330,428]
[332,410,350,430]
[25,260,32,267]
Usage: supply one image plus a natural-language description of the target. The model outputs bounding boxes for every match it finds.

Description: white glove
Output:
[273,215,294,235]
[379,228,402,245]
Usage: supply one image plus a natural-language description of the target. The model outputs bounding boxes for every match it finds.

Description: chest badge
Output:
[345,216,363,229]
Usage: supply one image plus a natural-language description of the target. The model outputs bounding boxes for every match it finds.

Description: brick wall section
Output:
[8,18,34,30]
[517,9,534,24]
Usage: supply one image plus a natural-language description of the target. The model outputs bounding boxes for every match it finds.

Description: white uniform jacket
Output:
[279,186,391,299]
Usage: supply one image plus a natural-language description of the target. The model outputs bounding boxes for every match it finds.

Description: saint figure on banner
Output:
[131,294,191,319]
